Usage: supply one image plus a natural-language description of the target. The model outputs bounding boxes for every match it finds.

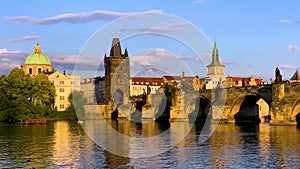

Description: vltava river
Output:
[0,120,300,168]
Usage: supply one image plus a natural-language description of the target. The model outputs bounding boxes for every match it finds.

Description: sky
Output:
[1,0,300,82]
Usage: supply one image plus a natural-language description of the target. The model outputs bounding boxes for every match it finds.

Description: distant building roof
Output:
[227,76,262,85]
[131,77,164,86]
[163,75,195,82]
[291,70,300,80]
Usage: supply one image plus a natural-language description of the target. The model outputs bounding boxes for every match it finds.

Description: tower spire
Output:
[208,39,222,66]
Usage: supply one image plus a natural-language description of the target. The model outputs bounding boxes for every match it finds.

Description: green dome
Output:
[24,44,51,65]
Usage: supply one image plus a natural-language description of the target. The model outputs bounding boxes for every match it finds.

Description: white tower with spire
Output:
[206,40,225,89]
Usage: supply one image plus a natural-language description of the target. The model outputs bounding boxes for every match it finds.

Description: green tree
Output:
[0,75,9,121]
[65,90,87,120]
[31,74,56,117]
[0,68,56,122]
[0,68,33,121]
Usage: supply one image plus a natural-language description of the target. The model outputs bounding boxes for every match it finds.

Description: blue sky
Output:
[1,0,299,81]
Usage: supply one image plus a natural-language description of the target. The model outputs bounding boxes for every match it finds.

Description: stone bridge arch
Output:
[225,86,272,123]
[228,94,271,122]
[290,98,300,122]
[185,90,212,122]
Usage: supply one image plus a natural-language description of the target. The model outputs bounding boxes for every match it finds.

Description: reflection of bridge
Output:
[174,83,300,125]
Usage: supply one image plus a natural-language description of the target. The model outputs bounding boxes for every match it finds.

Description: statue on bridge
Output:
[275,67,282,84]
[193,75,203,90]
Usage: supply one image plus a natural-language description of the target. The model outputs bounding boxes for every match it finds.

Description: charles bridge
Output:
[85,82,300,125]
[180,82,300,125]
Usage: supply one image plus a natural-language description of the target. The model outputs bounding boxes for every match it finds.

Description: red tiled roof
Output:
[131,77,164,86]
[227,76,262,85]
[163,75,195,81]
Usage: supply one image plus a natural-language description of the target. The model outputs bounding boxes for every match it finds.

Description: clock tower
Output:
[206,40,225,88]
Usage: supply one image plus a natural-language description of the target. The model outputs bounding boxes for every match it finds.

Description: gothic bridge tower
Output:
[206,40,225,88]
[104,38,130,105]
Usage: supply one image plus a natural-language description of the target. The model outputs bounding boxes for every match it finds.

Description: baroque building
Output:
[48,71,80,111]
[22,43,80,111]
[104,38,130,105]
[22,43,53,76]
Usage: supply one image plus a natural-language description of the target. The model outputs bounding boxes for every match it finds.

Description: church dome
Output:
[24,43,51,65]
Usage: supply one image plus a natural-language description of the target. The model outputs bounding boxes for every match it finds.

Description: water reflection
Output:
[51,121,81,167]
[0,121,300,168]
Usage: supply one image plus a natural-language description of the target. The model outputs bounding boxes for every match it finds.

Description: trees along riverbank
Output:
[0,68,86,122]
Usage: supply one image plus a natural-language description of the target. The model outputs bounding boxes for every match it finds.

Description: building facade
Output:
[225,76,263,87]
[130,77,164,96]
[104,38,130,104]
[80,76,105,105]
[48,71,80,111]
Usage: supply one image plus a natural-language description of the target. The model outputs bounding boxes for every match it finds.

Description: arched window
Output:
[29,68,32,74]
[38,68,42,74]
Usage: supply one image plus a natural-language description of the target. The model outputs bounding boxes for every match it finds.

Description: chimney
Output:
[181,71,185,78]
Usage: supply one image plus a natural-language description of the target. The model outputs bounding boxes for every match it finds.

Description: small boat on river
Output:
[22,119,47,125]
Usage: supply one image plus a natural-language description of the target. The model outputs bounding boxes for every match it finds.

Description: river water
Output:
[0,120,300,168]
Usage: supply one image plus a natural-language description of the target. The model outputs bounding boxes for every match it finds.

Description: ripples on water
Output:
[0,121,299,168]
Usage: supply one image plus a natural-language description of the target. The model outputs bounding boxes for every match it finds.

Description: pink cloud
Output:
[221,60,235,65]
[0,62,20,70]
[130,55,160,66]
[278,20,291,23]
[193,0,209,3]
[1,58,10,62]
[1,36,41,44]
[288,45,300,52]
[5,10,162,25]
[120,20,187,34]
[278,64,296,70]
[50,54,98,65]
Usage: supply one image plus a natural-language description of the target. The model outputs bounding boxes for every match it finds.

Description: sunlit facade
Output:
[48,71,80,111]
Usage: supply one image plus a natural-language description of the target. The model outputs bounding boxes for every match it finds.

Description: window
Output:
[59,88,65,92]
[46,69,49,73]
[60,81,64,84]
[29,68,32,74]
[59,104,64,109]
[38,68,42,74]
[71,81,74,85]
[60,96,65,100]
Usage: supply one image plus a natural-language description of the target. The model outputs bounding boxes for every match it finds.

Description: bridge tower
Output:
[206,40,225,89]
[104,38,130,105]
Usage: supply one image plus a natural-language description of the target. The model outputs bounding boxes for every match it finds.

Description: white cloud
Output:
[288,45,300,52]
[0,48,23,54]
[278,64,296,70]
[1,58,10,62]
[278,20,291,23]
[5,10,162,25]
